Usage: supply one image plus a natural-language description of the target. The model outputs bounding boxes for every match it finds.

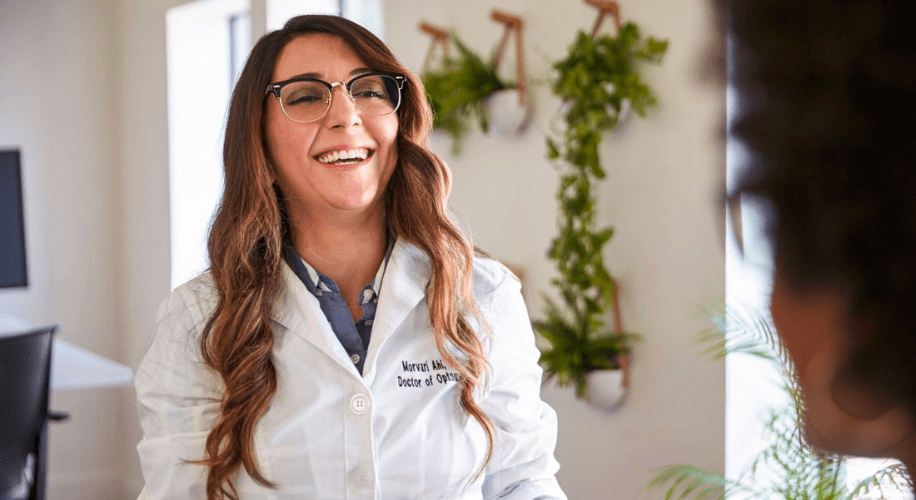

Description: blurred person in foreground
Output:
[726,0,916,481]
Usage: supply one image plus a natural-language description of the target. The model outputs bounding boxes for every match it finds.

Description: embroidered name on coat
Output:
[398,358,458,388]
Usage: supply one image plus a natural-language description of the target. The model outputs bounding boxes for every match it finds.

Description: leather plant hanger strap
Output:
[585,0,621,38]
[419,21,451,73]
[609,277,631,388]
[489,9,527,106]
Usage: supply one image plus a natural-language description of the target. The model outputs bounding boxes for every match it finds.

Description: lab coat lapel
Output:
[362,239,428,383]
[271,262,362,377]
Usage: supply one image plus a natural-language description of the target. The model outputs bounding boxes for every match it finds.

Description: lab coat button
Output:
[352,468,373,486]
[350,394,370,415]
[350,353,360,364]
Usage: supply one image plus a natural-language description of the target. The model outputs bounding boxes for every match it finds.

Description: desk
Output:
[50,339,133,391]
[0,316,134,391]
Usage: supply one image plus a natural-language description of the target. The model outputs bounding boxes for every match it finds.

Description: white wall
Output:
[1,0,184,496]
[0,0,130,496]
[118,0,189,493]
[385,1,726,498]
[0,0,725,497]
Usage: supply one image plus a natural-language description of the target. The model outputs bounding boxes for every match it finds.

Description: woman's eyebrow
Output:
[285,71,322,80]
[284,68,375,81]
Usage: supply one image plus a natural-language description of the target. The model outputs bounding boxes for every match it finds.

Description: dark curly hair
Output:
[728,0,916,415]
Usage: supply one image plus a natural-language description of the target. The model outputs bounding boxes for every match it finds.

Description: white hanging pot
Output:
[604,83,633,130]
[612,98,633,129]
[584,369,628,411]
[485,88,532,136]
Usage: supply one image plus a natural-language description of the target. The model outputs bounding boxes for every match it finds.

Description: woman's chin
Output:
[802,411,912,459]
[800,417,839,453]
[325,193,383,214]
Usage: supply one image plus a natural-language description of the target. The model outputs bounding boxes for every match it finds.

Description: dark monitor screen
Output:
[0,149,28,289]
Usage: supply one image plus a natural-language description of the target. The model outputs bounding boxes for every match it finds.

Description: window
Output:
[166,0,249,289]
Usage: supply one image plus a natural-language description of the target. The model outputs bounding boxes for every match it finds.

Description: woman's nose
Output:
[324,85,361,129]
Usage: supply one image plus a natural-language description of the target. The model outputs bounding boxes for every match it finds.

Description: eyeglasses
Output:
[265,72,406,123]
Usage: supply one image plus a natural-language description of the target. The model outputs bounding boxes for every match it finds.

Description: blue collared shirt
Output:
[284,241,392,375]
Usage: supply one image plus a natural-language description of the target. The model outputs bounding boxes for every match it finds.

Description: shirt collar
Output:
[297,258,329,294]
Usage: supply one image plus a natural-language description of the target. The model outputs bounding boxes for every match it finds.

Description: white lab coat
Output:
[135,239,566,500]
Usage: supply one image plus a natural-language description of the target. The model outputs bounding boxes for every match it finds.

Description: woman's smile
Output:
[314,147,373,165]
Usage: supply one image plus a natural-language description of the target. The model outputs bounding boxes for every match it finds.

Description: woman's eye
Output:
[284,83,327,106]
[354,90,385,99]
[287,95,323,106]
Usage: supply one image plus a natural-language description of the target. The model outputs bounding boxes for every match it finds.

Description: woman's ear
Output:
[800,347,914,457]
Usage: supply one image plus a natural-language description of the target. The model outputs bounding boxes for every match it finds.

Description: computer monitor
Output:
[0,149,28,289]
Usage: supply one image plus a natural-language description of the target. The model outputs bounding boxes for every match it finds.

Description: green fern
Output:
[645,306,911,500]
[421,35,512,154]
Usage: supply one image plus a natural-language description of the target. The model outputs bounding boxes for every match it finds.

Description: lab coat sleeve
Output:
[134,280,223,499]
[479,269,568,500]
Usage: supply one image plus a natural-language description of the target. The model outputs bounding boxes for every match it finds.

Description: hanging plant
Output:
[421,35,515,154]
[534,21,668,399]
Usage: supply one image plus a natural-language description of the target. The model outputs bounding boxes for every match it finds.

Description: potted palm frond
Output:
[644,305,913,499]
[421,35,517,155]
[534,21,667,407]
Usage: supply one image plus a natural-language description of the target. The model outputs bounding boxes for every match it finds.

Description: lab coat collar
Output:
[270,238,429,381]
[361,238,429,382]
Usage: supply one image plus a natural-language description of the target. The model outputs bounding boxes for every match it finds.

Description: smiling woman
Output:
[134,14,566,500]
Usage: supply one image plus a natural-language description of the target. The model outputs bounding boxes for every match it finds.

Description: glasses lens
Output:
[350,75,401,116]
[280,81,330,122]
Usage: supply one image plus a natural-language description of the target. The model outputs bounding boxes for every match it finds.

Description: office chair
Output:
[0,324,59,500]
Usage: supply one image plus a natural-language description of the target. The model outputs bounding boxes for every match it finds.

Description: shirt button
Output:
[350,394,370,415]
[350,353,360,364]
[352,468,373,486]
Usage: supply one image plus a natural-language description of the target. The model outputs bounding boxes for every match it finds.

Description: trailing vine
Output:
[535,22,668,398]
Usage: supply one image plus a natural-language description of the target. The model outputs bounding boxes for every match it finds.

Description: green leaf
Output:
[546,138,560,160]
[421,34,510,154]
[659,302,913,500]
[539,21,669,401]
[644,464,738,500]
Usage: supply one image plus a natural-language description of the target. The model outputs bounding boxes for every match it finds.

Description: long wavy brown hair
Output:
[196,15,495,499]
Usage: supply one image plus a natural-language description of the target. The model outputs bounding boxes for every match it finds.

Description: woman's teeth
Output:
[317,148,370,165]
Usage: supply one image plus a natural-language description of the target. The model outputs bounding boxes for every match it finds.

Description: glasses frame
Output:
[265,72,407,123]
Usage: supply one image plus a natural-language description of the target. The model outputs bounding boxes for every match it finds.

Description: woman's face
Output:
[769,264,914,458]
[265,33,399,220]
[769,269,851,448]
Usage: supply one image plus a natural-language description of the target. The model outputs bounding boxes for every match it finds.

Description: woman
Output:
[727,0,916,478]
[135,15,566,500]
